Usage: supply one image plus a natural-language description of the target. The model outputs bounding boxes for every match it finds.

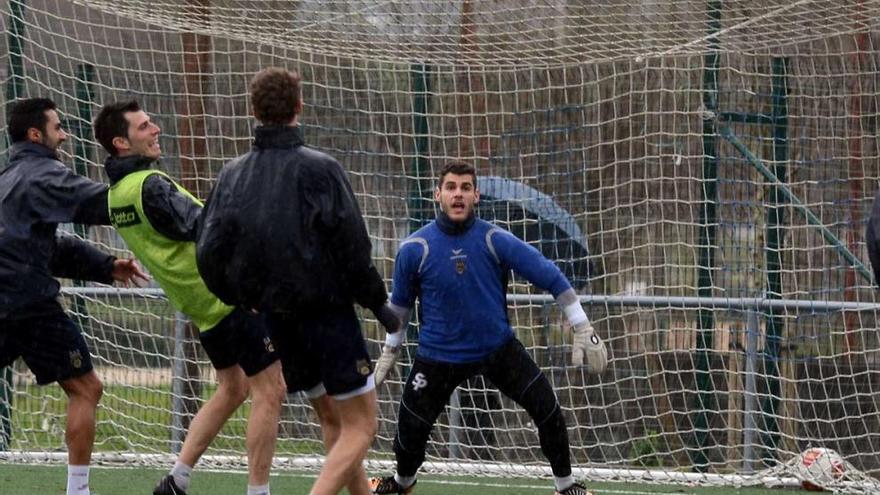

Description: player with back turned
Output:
[196,67,401,495]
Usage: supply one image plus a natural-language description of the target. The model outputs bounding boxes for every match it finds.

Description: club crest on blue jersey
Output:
[450,248,467,274]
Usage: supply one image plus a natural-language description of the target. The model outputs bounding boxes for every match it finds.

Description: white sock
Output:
[554,475,575,491]
[394,473,416,489]
[247,483,270,495]
[171,461,193,491]
[67,464,90,495]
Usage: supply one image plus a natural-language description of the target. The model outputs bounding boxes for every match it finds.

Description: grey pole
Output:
[742,310,760,473]
[170,312,187,454]
[61,287,880,313]
[448,389,464,460]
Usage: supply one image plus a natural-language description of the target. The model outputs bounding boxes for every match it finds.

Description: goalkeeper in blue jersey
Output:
[370,162,607,495]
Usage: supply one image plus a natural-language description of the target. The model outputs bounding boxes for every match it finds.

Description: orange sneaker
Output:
[369,475,416,494]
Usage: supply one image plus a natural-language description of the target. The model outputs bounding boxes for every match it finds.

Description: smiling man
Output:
[93,100,286,495]
[369,161,607,495]
[0,98,148,495]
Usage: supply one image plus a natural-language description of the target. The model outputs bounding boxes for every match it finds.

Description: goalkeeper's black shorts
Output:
[399,337,558,431]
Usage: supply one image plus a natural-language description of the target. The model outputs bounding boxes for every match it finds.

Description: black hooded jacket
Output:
[0,142,114,319]
[196,125,388,313]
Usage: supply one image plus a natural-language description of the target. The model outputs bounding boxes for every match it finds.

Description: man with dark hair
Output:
[0,97,147,495]
[197,67,401,495]
[369,161,607,495]
[93,100,286,495]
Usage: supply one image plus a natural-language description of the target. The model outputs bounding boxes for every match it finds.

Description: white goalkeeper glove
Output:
[572,322,607,374]
[374,329,405,386]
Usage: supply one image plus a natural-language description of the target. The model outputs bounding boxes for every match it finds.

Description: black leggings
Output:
[393,338,572,477]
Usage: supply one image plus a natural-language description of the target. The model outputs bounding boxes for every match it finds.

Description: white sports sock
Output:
[394,473,416,489]
[554,475,575,491]
[67,464,90,495]
[247,483,270,495]
[171,461,193,491]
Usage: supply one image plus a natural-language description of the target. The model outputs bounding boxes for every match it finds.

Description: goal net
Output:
[2,0,880,491]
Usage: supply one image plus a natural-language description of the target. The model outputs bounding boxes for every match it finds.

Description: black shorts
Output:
[199,308,278,377]
[0,311,93,385]
[400,338,552,425]
[266,306,373,398]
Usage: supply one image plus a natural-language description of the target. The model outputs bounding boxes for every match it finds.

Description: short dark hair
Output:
[249,67,301,126]
[94,100,140,156]
[7,98,57,143]
[438,161,477,186]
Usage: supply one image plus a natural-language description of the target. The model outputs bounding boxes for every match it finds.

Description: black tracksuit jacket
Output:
[196,125,388,314]
[0,142,115,319]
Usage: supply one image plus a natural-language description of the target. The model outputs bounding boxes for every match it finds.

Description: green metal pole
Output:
[3,0,26,156]
[759,57,788,463]
[0,0,27,452]
[409,63,433,233]
[692,0,722,472]
[70,64,96,330]
[406,64,433,346]
[720,112,774,126]
[719,127,872,282]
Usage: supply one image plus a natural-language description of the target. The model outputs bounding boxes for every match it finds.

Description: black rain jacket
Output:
[196,125,388,313]
[0,142,114,319]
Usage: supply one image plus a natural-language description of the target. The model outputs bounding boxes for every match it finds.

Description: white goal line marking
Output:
[261,470,695,495]
[419,479,693,495]
[87,465,691,495]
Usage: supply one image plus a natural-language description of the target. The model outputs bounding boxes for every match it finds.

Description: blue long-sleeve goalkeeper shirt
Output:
[391,212,573,363]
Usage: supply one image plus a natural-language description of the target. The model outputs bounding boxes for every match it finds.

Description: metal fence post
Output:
[170,312,187,454]
[742,310,760,473]
[448,388,464,460]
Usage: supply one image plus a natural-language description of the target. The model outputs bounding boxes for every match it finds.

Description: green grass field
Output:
[0,464,806,495]
[5,367,810,495]
[8,382,330,458]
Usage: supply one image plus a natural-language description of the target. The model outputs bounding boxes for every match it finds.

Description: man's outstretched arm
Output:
[490,228,607,374]
[31,161,109,225]
[51,233,148,287]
